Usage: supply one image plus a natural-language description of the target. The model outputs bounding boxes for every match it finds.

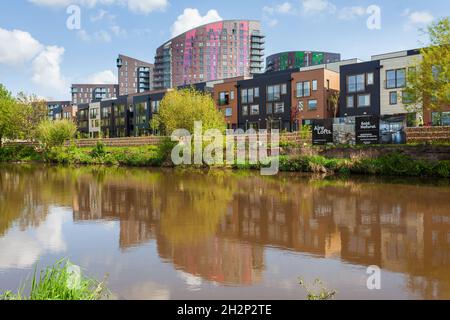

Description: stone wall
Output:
[406,127,450,143]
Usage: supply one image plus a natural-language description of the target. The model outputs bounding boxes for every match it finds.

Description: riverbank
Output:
[0,144,449,178]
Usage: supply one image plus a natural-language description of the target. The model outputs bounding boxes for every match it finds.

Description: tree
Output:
[404,17,450,113]
[157,88,225,135]
[16,92,48,141]
[0,84,19,147]
[37,120,77,149]
[328,91,340,118]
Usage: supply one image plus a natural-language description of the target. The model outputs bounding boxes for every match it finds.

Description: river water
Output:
[0,164,449,300]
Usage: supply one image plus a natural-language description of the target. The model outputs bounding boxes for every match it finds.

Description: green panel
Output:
[280,53,289,71]
[295,52,305,68]
[312,52,324,65]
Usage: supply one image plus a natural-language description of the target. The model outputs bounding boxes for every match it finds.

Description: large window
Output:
[151,100,160,113]
[241,87,259,104]
[389,92,398,105]
[347,74,365,93]
[357,94,371,107]
[242,105,248,116]
[346,96,354,108]
[135,102,147,125]
[432,112,450,126]
[312,80,318,91]
[267,84,286,102]
[219,91,229,106]
[89,108,98,119]
[274,102,285,114]
[386,69,406,89]
[296,81,310,98]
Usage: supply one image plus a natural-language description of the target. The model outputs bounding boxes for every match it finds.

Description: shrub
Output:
[37,120,77,149]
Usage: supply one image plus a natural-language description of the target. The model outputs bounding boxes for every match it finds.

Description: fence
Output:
[65,136,164,147]
[406,127,450,143]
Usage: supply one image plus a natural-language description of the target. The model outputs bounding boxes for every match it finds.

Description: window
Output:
[389,91,398,105]
[225,108,232,117]
[402,90,413,104]
[219,91,229,105]
[346,96,354,108]
[281,84,287,95]
[386,68,406,89]
[230,90,235,100]
[312,80,318,91]
[308,99,318,110]
[250,104,260,115]
[367,73,374,85]
[274,102,284,114]
[242,88,258,104]
[151,100,160,113]
[357,94,370,107]
[298,100,304,112]
[296,81,310,98]
[242,105,249,116]
[347,74,365,93]
[266,103,273,114]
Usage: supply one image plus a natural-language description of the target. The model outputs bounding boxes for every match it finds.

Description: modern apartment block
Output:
[88,102,101,138]
[339,60,381,118]
[237,69,295,131]
[47,101,72,120]
[132,90,168,136]
[71,84,119,105]
[153,20,265,90]
[266,51,341,73]
[117,54,154,95]
[212,77,247,129]
[291,68,340,127]
[100,95,132,138]
[76,103,90,138]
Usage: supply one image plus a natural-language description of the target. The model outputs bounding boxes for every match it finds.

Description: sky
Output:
[0,0,448,100]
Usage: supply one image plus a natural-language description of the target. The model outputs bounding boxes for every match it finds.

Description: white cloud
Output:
[268,19,279,27]
[77,29,115,42]
[110,25,127,37]
[403,9,434,31]
[90,9,116,22]
[302,0,336,14]
[170,8,222,38]
[86,70,117,84]
[31,45,67,96]
[264,2,294,14]
[0,28,43,66]
[338,6,366,20]
[29,0,168,14]
[94,30,112,42]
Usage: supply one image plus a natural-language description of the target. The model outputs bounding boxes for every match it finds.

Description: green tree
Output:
[158,88,225,134]
[16,92,48,141]
[37,119,77,149]
[405,17,450,113]
[0,84,20,147]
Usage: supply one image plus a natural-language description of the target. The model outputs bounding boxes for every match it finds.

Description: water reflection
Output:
[0,164,450,299]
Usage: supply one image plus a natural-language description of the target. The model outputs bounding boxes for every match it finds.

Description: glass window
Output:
[242,105,248,116]
[266,103,273,114]
[346,96,354,108]
[230,90,235,100]
[367,73,374,85]
[225,108,232,117]
[312,80,318,91]
[386,69,406,89]
[281,84,287,95]
[303,81,310,97]
[250,104,259,115]
[241,89,248,104]
[402,90,413,104]
[254,87,259,98]
[296,82,303,98]
[298,100,304,111]
[386,70,396,89]
[357,94,370,107]
[308,99,318,110]
[396,69,406,88]
[274,85,280,101]
[356,74,365,92]
[389,91,398,105]
[274,102,284,114]
[248,89,254,103]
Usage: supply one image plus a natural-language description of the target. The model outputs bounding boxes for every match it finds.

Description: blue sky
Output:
[0,0,448,100]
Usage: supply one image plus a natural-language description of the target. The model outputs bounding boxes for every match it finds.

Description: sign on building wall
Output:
[312,119,334,145]
[356,116,380,145]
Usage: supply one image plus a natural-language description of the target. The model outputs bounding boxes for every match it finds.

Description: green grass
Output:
[0,260,108,301]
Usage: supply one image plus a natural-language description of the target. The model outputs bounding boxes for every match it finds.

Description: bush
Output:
[37,120,77,149]
[0,145,42,162]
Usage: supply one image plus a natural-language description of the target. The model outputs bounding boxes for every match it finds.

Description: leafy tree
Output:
[0,84,20,147]
[328,91,340,118]
[37,119,77,149]
[157,88,225,135]
[405,17,450,113]
[16,92,48,141]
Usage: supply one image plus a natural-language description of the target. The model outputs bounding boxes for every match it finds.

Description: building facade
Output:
[212,77,246,130]
[237,69,295,131]
[47,101,72,121]
[100,95,131,138]
[88,102,101,138]
[266,51,341,73]
[76,103,90,138]
[117,54,154,95]
[153,20,265,90]
[71,84,119,105]
[132,90,168,136]
[291,68,340,127]
[339,60,381,118]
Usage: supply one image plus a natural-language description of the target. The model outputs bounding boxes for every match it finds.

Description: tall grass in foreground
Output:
[0,260,108,300]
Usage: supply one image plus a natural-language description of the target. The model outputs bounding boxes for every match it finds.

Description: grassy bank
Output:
[1,144,449,178]
[0,260,108,300]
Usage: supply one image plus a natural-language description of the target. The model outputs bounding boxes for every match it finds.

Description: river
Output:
[0,164,449,300]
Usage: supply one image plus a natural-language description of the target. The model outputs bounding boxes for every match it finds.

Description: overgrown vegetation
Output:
[0,260,108,300]
[37,120,78,149]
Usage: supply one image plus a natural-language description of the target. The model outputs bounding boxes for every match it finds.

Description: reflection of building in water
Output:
[69,171,450,297]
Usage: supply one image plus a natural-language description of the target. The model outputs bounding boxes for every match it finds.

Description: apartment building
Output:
[76,103,90,138]
[266,51,341,73]
[339,60,381,118]
[47,101,72,121]
[100,95,132,138]
[153,20,265,90]
[237,69,295,131]
[117,54,154,95]
[291,68,340,127]
[132,90,168,136]
[71,84,119,105]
